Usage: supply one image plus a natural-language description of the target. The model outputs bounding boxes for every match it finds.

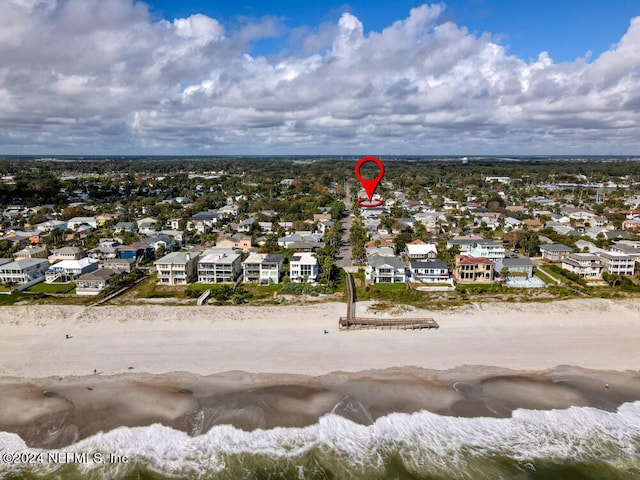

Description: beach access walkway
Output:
[340,272,439,330]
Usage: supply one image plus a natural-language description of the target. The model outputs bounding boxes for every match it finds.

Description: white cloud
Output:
[0,1,640,154]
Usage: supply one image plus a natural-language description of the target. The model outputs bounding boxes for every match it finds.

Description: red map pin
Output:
[355,156,385,207]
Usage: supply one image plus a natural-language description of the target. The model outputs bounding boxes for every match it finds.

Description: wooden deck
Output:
[339,316,439,330]
[341,272,439,330]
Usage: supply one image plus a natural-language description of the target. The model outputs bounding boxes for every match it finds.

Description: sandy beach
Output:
[0,298,639,377]
[2,298,640,448]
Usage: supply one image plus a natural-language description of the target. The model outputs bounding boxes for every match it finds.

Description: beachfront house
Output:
[453,255,494,284]
[540,244,573,262]
[242,253,284,284]
[75,269,121,296]
[409,259,450,284]
[197,252,242,283]
[289,252,319,283]
[0,258,49,287]
[500,258,535,280]
[561,253,603,279]
[365,254,407,284]
[46,257,99,283]
[596,252,636,276]
[155,251,200,285]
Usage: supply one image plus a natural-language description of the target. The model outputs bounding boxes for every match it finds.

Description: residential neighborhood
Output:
[0,156,639,301]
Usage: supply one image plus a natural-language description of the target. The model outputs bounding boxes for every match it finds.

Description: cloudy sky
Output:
[1,0,640,155]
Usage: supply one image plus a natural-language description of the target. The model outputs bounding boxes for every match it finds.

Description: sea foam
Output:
[1,402,639,479]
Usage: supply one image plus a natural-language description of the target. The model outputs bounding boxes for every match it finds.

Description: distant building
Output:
[36,220,67,232]
[13,245,48,261]
[137,217,158,235]
[100,258,136,273]
[467,240,505,263]
[216,234,252,253]
[67,217,98,230]
[191,211,221,233]
[114,222,136,234]
[49,246,86,263]
[118,242,155,262]
[540,244,573,262]
[155,251,200,285]
[405,242,438,260]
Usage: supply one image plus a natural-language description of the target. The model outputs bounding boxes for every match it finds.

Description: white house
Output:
[0,258,49,286]
[137,217,158,235]
[365,254,406,284]
[67,217,98,230]
[155,251,200,285]
[597,252,636,276]
[36,220,67,232]
[49,246,86,263]
[409,260,450,284]
[468,240,506,263]
[561,253,603,279]
[405,243,437,260]
[289,252,319,283]
[46,257,99,283]
[242,253,283,284]
[197,252,242,283]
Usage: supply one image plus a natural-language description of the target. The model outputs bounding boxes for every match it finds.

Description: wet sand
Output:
[1,366,639,449]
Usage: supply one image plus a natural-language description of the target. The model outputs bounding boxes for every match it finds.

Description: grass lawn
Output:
[456,283,500,293]
[27,282,76,294]
[369,283,408,292]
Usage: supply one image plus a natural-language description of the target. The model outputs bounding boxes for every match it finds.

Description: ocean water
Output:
[1,402,639,480]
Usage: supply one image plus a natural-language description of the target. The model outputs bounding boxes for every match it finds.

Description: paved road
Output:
[336,181,354,269]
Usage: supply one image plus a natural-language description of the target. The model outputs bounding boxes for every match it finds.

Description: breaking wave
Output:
[1,401,640,479]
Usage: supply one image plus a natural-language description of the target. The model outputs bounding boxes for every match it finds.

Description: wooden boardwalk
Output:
[339,316,439,330]
[342,272,439,330]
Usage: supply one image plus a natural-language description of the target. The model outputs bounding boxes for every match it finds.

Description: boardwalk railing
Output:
[339,316,439,330]
[345,271,356,320]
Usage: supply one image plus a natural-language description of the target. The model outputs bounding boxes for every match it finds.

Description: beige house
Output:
[453,255,494,284]
[49,246,86,263]
[155,251,199,285]
[216,234,252,253]
[13,245,48,260]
